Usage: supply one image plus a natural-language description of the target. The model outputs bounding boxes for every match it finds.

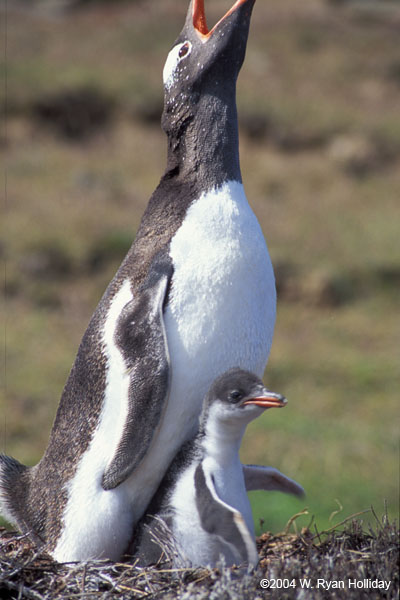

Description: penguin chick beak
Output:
[243,393,287,409]
[193,0,255,41]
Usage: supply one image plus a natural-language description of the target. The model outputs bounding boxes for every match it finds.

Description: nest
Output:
[0,514,398,599]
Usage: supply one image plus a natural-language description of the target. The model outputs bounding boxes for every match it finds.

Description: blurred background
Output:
[1,0,399,535]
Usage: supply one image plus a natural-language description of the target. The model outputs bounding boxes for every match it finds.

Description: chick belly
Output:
[173,523,239,568]
[169,468,239,568]
[210,461,255,539]
[170,494,244,568]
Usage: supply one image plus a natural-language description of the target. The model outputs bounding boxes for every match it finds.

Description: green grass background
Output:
[1,0,399,536]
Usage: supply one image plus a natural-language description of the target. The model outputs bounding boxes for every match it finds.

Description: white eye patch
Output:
[163,41,192,89]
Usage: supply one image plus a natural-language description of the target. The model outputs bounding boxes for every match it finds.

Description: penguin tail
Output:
[0,454,28,528]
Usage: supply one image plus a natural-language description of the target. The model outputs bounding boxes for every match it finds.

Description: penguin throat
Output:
[201,417,246,466]
[163,91,242,187]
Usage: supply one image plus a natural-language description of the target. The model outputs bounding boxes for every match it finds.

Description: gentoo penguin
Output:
[132,369,304,568]
[0,0,277,561]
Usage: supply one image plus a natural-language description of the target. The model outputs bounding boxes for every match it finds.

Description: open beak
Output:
[243,393,287,409]
[193,0,255,40]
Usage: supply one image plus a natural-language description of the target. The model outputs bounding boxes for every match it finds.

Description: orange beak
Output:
[243,394,287,409]
[193,0,254,41]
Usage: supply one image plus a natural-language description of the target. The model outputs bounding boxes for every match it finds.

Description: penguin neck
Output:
[164,85,242,189]
[200,416,246,468]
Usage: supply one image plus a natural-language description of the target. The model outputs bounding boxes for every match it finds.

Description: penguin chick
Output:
[131,368,304,568]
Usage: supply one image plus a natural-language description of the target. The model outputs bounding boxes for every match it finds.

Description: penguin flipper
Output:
[243,464,305,498]
[195,463,259,567]
[0,454,28,528]
[102,255,172,490]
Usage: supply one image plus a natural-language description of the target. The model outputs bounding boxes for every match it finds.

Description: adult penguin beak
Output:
[192,0,256,41]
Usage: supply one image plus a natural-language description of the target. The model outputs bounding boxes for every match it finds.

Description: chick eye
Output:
[229,390,243,403]
[179,42,191,58]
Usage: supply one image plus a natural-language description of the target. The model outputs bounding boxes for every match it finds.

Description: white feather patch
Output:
[162,180,276,444]
[163,41,192,89]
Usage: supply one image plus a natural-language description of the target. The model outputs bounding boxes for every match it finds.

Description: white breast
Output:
[162,180,276,439]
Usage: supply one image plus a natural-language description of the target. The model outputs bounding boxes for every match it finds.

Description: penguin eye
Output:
[179,42,191,59]
[163,41,193,89]
[229,390,243,403]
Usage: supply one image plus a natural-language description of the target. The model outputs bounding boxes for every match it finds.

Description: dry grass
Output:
[0,511,398,599]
